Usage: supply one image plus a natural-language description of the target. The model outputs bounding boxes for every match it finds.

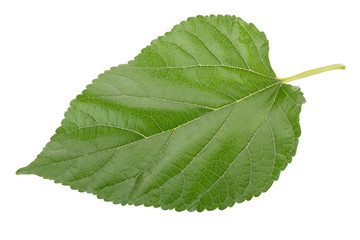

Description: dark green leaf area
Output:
[17,15,305,211]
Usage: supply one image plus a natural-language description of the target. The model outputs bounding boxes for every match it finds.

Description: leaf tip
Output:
[16,165,32,175]
[16,167,25,175]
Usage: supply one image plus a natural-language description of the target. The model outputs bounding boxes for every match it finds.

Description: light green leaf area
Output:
[17,15,305,211]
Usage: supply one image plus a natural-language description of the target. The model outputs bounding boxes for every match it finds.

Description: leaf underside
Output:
[17,15,305,212]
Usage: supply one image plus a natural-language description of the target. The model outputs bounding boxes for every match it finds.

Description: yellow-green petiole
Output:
[278,64,345,83]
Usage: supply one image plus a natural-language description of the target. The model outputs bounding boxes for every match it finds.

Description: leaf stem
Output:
[278,64,345,83]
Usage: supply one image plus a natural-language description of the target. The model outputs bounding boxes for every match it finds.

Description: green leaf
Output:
[16,15,343,212]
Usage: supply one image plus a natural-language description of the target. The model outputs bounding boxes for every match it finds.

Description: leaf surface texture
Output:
[17,15,305,211]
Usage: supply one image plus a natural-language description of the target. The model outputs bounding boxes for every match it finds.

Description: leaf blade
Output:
[17,15,305,211]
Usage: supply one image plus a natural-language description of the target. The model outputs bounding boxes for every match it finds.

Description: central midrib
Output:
[25,81,282,171]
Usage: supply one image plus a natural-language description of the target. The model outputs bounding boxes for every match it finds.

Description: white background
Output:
[1,0,359,239]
